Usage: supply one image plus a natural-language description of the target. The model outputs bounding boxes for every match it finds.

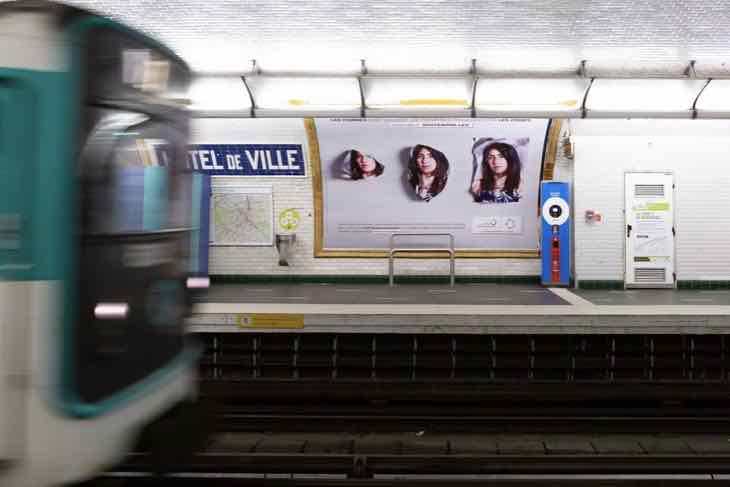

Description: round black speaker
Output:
[549,204,562,219]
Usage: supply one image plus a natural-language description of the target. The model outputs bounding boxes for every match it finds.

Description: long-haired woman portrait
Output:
[407,144,449,202]
[471,139,523,203]
[342,149,384,180]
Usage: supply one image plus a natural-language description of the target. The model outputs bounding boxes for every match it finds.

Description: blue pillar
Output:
[541,181,571,286]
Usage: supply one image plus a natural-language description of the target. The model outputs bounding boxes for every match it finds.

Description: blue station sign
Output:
[187,144,306,176]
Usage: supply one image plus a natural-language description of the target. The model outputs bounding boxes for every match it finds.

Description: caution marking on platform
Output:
[236,313,305,329]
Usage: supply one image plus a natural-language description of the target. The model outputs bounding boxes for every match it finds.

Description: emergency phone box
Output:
[540,181,571,286]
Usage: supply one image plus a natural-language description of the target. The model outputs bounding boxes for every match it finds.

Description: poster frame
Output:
[306,118,562,258]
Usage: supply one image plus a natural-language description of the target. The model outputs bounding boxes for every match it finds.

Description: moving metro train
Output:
[1,2,204,485]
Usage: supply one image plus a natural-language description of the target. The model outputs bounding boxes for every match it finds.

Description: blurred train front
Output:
[0,2,201,485]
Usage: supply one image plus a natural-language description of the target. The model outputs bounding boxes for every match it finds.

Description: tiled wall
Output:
[66,0,730,76]
[192,118,573,276]
[573,119,730,283]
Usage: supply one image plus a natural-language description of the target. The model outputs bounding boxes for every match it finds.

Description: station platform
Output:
[187,283,730,334]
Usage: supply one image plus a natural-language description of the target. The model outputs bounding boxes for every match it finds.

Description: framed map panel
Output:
[209,182,274,246]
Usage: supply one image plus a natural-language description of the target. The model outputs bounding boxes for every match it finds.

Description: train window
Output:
[79,107,191,235]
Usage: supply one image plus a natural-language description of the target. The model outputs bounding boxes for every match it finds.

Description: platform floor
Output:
[575,288,730,306]
[188,283,730,335]
[197,282,568,306]
[198,283,730,307]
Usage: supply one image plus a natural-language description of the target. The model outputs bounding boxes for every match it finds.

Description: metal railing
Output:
[388,233,455,287]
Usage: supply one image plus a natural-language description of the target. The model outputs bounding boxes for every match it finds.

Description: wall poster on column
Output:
[308,118,561,257]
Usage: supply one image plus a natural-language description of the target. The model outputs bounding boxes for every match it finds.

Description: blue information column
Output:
[189,173,211,277]
[541,181,571,286]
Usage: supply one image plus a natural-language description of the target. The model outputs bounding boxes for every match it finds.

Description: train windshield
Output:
[79,110,191,235]
[79,24,191,237]
[72,25,193,405]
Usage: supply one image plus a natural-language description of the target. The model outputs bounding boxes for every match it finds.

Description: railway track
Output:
[200,396,730,435]
[89,426,730,485]
[82,474,730,487]
[82,374,730,485]
[209,413,730,434]
[118,449,730,475]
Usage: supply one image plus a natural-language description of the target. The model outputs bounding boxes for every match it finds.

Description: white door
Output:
[624,172,675,288]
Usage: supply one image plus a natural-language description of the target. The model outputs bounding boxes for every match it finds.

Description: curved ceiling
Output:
[46,0,730,75]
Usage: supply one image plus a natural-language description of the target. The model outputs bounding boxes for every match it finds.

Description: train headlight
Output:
[94,302,130,320]
[186,276,210,289]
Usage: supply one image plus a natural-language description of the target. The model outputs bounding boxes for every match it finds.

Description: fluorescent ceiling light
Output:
[583,60,688,78]
[475,78,590,117]
[246,76,361,116]
[366,55,473,75]
[693,61,730,79]
[694,80,730,118]
[476,50,578,76]
[363,77,472,116]
[585,79,706,118]
[253,57,362,76]
[187,76,251,116]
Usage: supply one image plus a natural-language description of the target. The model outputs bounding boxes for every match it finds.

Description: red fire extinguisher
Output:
[551,225,561,283]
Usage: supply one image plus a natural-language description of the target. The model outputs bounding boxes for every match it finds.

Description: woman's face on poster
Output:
[416,148,437,175]
[486,148,508,176]
[356,153,377,175]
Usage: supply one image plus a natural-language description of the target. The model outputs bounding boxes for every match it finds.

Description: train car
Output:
[0,1,201,485]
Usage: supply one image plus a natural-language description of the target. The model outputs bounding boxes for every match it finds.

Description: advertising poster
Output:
[310,118,560,257]
[631,200,673,259]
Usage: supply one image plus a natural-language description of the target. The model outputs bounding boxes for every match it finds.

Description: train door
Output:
[0,79,35,464]
[624,172,675,288]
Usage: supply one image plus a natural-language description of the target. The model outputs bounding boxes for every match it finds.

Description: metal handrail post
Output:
[389,250,394,287]
[388,233,455,287]
[449,250,455,287]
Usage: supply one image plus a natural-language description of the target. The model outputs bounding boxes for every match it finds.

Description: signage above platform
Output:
[187,144,306,177]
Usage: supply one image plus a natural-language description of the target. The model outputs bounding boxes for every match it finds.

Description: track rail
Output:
[118,452,730,475]
[84,405,730,486]
[85,475,727,487]
[201,380,730,402]
[209,413,730,434]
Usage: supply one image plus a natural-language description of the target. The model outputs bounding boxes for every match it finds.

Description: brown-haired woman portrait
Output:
[407,144,449,202]
[472,141,523,203]
[342,149,384,180]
